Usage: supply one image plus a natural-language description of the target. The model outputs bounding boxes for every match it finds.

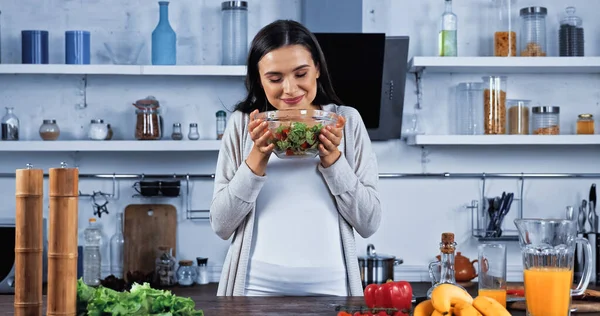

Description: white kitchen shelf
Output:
[0,140,222,152]
[0,64,246,76]
[408,56,600,74]
[407,135,600,146]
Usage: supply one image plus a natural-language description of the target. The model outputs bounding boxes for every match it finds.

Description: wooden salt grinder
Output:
[14,164,43,316]
[47,163,79,316]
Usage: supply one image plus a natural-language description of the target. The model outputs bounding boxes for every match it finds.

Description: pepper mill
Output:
[14,164,43,316]
[47,162,79,316]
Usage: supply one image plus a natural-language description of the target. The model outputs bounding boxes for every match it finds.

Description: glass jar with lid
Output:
[154,246,176,287]
[491,0,516,56]
[88,119,109,140]
[134,96,162,140]
[176,260,197,286]
[507,99,530,135]
[576,114,594,135]
[559,7,584,57]
[216,110,227,139]
[39,119,60,141]
[532,106,559,135]
[188,123,200,140]
[519,6,548,56]
[482,76,508,135]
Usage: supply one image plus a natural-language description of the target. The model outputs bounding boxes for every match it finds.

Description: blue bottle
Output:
[152,1,176,65]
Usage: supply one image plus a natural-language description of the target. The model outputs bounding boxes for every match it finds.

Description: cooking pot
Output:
[358,244,403,287]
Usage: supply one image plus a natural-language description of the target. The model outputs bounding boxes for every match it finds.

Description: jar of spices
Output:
[188,123,200,140]
[492,0,516,57]
[532,106,560,135]
[559,7,584,57]
[216,110,226,139]
[576,114,594,134]
[134,96,162,140]
[176,260,197,286]
[196,257,209,285]
[482,75,507,135]
[519,6,547,56]
[105,124,113,140]
[88,119,109,140]
[171,123,183,140]
[154,246,176,287]
[39,119,60,141]
[507,99,530,135]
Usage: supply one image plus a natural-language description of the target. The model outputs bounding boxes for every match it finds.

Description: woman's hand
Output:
[319,115,346,168]
[245,109,274,176]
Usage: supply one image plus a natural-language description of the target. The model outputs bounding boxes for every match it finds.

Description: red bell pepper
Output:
[363,280,413,311]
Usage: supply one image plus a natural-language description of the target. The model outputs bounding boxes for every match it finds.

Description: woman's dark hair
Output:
[234,19,343,113]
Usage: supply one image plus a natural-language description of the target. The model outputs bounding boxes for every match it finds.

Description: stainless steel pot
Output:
[358,244,403,288]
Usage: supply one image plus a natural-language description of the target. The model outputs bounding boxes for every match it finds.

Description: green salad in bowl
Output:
[256,109,340,159]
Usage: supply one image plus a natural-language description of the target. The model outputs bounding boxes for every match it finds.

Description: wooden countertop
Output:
[0,281,574,315]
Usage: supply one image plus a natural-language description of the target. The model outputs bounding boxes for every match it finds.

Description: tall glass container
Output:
[152,1,177,65]
[110,212,125,278]
[559,7,584,57]
[1,107,19,140]
[221,1,248,65]
[482,76,508,135]
[507,99,530,135]
[519,7,547,56]
[438,0,457,56]
[455,82,483,135]
[492,0,516,56]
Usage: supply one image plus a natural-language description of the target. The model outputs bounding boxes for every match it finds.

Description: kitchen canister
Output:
[21,30,49,64]
[65,30,91,64]
[221,1,248,65]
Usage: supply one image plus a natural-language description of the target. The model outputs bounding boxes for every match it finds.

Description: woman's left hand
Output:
[319,115,346,168]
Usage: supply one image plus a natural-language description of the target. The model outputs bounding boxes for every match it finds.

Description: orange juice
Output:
[524,267,573,316]
[478,289,507,307]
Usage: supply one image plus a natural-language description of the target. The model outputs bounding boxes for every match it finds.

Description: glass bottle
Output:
[216,111,226,140]
[171,123,183,140]
[83,218,103,286]
[492,0,516,56]
[427,232,466,298]
[152,1,176,65]
[438,0,457,57]
[1,107,19,140]
[110,212,125,278]
[188,123,199,140]
[559,7,584,57]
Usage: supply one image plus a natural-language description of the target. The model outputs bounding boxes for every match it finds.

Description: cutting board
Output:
[509,300,600,313]
[123,204,177,276]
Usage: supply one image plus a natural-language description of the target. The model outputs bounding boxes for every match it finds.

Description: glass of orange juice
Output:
[477,243,507,307]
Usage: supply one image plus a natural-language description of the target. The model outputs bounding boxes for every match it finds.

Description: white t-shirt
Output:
[245,153,348,296]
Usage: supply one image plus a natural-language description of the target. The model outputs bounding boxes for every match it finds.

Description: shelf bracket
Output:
[78,75,88,109]
[414,70,423,110]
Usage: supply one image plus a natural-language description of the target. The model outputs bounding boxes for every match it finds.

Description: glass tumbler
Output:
[482,76,508,135]
[221,1,248,65]
[478,243,507,307]
[455,82,483,135]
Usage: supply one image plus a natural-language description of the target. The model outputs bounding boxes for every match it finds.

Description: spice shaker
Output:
[216,110,226,139]
[188,123,199,140]
[171,123,183,140]
[196,257,209,285]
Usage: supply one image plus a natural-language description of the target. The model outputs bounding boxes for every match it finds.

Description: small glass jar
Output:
[88,119,109,140]
[134,96,162,140]
[507,99,530,135]
[559,7,584,57]
[519,6,548,56]
[154,246,177,287]
[177,260,197,286]
[171,123,183,140]
[188,123,199,140]
[216,111,226,140]
[482,76,508,135]
[577,114,594,135]
[492,0,516,56]
[196,257,209,285]
[532,106,560,135]
[39,119,60,141]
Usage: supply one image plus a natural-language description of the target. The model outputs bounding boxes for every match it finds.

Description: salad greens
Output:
[77,278,204,316]
[270,122,324,156]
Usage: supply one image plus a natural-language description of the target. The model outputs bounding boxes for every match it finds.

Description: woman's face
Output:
[257,44,320,110]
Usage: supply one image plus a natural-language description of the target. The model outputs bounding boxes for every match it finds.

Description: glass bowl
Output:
[255,109,340,159]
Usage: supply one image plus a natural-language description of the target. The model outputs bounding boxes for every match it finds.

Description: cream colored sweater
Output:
[209,103,382,296]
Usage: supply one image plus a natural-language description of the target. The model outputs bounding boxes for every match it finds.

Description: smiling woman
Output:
[209,19,382,297]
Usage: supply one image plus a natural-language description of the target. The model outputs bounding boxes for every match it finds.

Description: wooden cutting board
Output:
[123,204,177,276]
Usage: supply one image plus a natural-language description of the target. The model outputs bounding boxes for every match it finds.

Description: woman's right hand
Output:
[245,109,274,176]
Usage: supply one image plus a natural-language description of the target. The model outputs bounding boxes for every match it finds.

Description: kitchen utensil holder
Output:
[131,174,181,198]
[468,173,524,241]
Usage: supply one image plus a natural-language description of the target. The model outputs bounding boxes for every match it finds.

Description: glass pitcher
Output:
[514,219,593,316]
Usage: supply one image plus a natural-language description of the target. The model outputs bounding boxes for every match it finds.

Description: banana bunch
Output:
[413,284,511,316]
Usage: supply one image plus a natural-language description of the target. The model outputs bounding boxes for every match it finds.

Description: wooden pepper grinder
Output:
[47,162,79,316]
[14,164,43,316]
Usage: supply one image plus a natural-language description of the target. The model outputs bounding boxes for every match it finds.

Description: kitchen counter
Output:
[0,281,590,315]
